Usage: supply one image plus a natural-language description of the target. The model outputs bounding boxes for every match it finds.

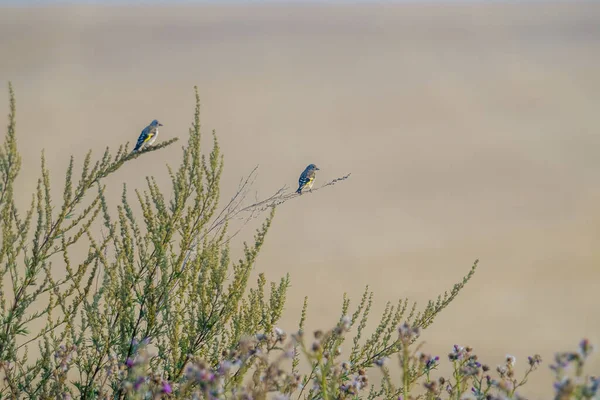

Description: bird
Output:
[296,164,320,194]
[132,119,163,153]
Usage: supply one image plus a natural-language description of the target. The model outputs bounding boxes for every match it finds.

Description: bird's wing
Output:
[298,170,315,189]
[134,126,156,150]
[298,170,308,185]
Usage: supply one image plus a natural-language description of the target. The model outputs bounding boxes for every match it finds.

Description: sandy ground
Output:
[1,2,600,397]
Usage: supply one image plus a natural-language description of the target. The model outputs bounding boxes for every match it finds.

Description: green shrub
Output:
[0,84,597,400]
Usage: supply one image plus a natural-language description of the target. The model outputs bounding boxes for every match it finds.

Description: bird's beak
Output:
[316,167,320,170]
[158,123,164,126]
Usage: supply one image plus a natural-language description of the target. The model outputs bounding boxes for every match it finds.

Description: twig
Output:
[159,170,351,307]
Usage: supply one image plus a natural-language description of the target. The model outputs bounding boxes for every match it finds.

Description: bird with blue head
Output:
[296,164,320,194]
[133,119,163,153]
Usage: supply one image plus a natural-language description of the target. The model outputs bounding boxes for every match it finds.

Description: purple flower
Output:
[133,376,145,391]
[554,377,572,393]
[449,345,466,361]
[125,358,134,368]
[425,356,438,370]
[528,354,542,367]
[162,380,172,394]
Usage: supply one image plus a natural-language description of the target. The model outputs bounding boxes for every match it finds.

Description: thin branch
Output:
[159,171,351,308]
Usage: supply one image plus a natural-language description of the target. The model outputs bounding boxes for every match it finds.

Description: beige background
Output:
[1,2,599,397]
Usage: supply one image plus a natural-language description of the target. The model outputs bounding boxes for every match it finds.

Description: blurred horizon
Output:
[0,0,583,6]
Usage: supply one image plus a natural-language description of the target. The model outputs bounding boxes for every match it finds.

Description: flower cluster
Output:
[183,359,221,398]
[419,353,440,373]
[339,368,369,396]
[46,344,79,399]
[117,339,174,398]
[426,344,544,400]
[550,339,598,400]
[398,322,420,343]
[54,344,78,374]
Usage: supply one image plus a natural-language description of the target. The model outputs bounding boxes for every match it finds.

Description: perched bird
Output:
[296,164,320,194]
[133,119,163,153]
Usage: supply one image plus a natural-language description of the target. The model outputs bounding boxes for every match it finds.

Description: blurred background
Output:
[1,0,599,397]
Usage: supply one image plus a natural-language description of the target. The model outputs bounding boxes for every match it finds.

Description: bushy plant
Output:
[0,84,597,400]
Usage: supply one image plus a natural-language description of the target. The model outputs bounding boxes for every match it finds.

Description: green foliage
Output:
[0,83,179,399]
[1,83,592,400]
[0,83,304,399]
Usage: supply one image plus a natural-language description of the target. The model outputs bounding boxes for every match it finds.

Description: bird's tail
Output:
[296,186,302,194]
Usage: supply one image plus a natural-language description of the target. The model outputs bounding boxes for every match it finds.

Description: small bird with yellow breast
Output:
[132,119,163,153]
[296,164,320,195]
